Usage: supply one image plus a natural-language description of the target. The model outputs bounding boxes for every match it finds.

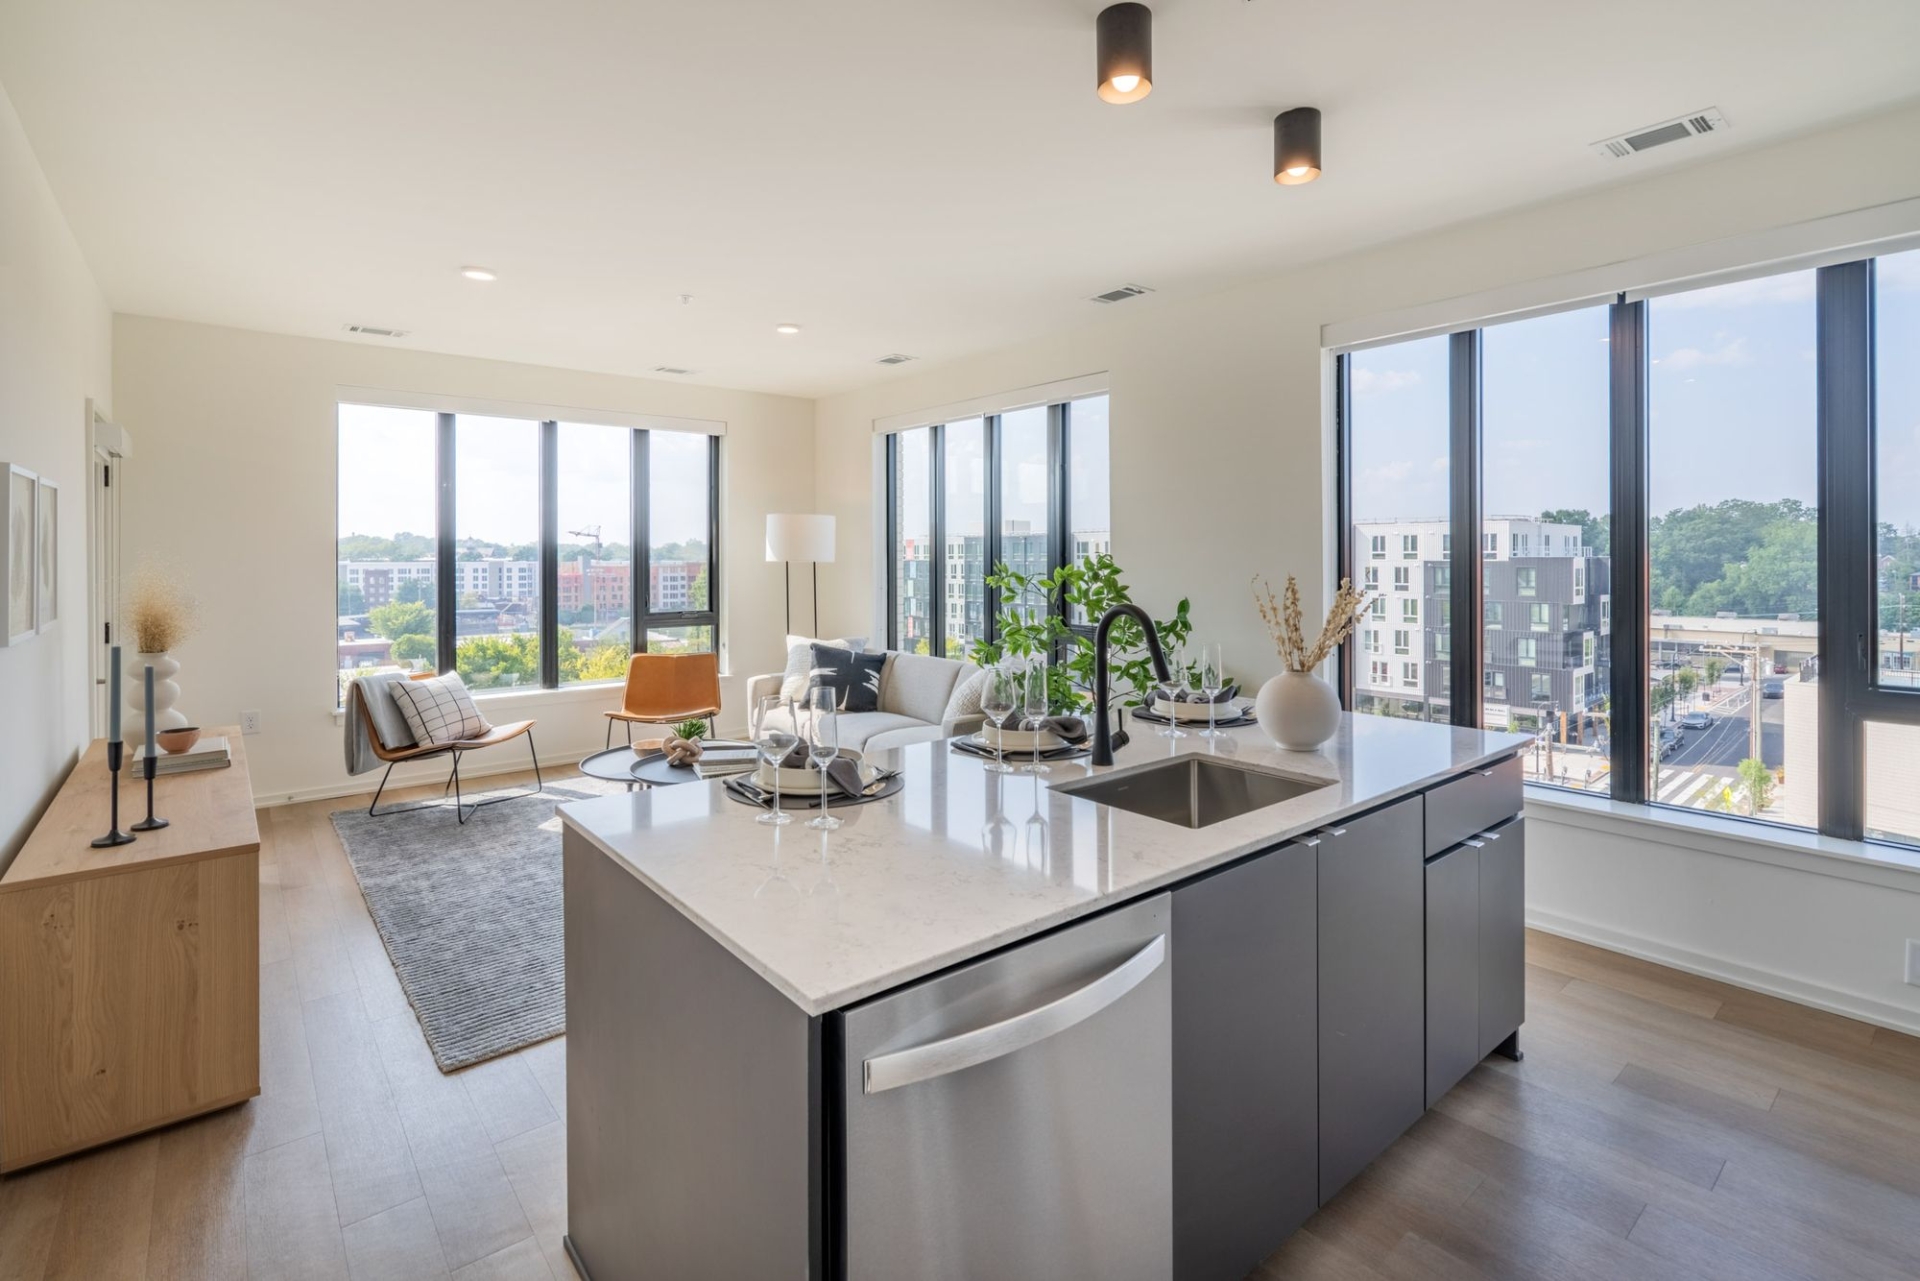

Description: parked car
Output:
[1680,710,1712,730]
[1720,663,1745,682]
[1761,678,1786,698]
[1656,728,1682,758]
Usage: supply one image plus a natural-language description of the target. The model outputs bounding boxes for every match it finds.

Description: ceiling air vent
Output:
[1090,283,1154,304]
[342,323,409,339]
[876,353,916,365]
[653,365,698,376]
[1591,107,1727,160]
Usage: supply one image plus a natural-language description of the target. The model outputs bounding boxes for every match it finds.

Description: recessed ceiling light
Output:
[775,324,802,335]
[460,266,497,282]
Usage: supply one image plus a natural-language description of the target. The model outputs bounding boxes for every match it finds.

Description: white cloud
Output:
[1879,251,1920,292]
[1351,367,1422,396]
[1662,335,1752,371]
[1362,459,1414,484]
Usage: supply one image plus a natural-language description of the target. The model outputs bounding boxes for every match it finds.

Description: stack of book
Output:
[692,744,760,780]
[132,735,233,775]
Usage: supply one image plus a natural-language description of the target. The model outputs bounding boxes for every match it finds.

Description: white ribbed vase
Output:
[126,651,188,739]
[1255,670,1340,752]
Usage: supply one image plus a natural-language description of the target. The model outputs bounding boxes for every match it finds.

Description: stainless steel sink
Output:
[1053,756,1333,829]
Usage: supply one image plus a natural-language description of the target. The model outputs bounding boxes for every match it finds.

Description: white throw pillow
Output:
[387,673,491,746]
[941,666,988,724]
[781,635,868,702]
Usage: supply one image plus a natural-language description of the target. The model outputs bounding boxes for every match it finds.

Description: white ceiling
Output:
[4,1,1918,399]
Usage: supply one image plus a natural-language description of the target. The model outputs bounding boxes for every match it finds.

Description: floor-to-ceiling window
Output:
[335,406,439,701]
[884,391,1110,655]
[1481,305,1613,793]
[335,404,720,702]
[1647,272,1816,827]
[1337,243,1920,851]
[1345,335,1450,722]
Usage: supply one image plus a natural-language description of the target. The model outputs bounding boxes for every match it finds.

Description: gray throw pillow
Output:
[809,644,886,712]
[781,635,867,702]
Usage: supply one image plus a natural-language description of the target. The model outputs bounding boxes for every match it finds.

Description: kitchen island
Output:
[558,712,1530,1281]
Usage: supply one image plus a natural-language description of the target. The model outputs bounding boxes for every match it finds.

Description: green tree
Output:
[1650,676,1675,720]
[1736,757,1775,815]
[1649,499,1817,618]
[1704,657,1726,684]
[456,633,539,688]
[393,576,434,605]
[368,601,434,641]
[338,582,366,614]
[392,634,436,666]
[1539,508,1610,555]
[1674,667,1698,704]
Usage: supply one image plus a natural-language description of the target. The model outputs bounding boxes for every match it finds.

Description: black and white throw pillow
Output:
[808,644,886,713]
[388,673,491,745]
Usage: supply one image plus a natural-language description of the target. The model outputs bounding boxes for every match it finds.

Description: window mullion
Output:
[1816,260,1875,839]
[633,429,651,654]
[435,412,456,674]
[930,423,947,656]
[1335,354,1355,709]
[1607,298,1651,805]
[538,421,559,688]
[1448,330,1482,728]
[984,414,1003,645]
[884,434,899,650]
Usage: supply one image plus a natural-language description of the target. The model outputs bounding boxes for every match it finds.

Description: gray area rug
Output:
[331,776,625,1072]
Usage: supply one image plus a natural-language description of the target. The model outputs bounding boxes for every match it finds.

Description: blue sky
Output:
[1350,248,1920,531]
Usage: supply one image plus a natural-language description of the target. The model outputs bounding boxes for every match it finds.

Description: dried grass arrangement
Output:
[1254,574,1369,674]
[125,562,199,654]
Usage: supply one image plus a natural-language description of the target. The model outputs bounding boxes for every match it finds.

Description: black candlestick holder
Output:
[130,749,169,832]
[91,740,137,848]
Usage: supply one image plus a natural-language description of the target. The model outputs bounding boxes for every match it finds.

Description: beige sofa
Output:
[746,649,984,754]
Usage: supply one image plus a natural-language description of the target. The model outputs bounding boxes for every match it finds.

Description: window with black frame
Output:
[336,405,720,702]
[885,394,1110,656]
[1337,244,1920,851]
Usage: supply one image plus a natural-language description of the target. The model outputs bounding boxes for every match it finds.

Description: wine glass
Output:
[980,663,1019,775]
[1020,654,1051,775]
[1197,643,1226,739]
[1158,643,1188,739]
[805,686,841,831]
[754,695,796,825]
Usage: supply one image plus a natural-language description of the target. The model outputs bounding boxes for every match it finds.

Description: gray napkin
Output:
[985,711,1090,745]
[1169,683,1239,704]
[773,743,867,796]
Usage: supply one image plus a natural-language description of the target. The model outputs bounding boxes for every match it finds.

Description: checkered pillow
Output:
[387,673,491,746]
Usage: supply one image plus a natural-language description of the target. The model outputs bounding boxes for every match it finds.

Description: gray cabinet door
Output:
[1317,795,1425,1203]
[1172,841,1317,1281]
[1424,844,1480,1107]
[1478,817,1527,1057]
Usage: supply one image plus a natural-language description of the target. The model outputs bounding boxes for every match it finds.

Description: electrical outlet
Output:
[240,710,262,736]
[1907,939,1920,987]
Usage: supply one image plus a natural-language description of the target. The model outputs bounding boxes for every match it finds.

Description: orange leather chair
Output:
[605,652,723,748]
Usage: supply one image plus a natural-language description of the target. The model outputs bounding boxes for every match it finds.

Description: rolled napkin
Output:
[985,711,1091,745]
[663,735,704,767]
[773,743,867,797]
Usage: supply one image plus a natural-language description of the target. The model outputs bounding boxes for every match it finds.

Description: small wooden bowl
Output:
[156,726,202,754]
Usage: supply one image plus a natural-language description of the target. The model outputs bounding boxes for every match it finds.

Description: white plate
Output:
[1152,698,1243,722]
[755,751,867,792]
[977,723,1061,752]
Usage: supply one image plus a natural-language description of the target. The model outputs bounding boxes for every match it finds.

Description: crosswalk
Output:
[1654,766,1729,810]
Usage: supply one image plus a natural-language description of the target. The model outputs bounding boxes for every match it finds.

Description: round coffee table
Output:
[577,741,755,791]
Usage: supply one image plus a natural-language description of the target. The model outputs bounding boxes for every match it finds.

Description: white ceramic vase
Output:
[126,650,188,739]
[1255,670,1340,752]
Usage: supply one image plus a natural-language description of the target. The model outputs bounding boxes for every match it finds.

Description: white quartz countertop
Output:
[559,713,1531,1016]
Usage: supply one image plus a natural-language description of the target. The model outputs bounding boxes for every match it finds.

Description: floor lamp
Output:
[766,514,836,636]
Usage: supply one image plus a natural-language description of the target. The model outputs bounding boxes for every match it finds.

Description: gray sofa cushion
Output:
[880,652,967,725]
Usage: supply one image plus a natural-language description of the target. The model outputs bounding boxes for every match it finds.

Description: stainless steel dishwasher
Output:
[838,893,1172,1280]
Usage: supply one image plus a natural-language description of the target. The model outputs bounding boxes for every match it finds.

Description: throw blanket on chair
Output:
[343,671,419,776]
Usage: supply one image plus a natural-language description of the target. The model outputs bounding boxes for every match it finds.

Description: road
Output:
[1657,687,1786,771]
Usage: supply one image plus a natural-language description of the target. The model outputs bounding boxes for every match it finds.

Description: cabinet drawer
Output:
[1423,755,1522,857]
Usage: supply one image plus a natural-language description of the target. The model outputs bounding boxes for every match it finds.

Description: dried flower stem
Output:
[1254,574,1369,674]
[125,561,199,654]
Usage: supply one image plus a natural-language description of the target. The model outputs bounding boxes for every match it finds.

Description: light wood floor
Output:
[3,769,1918,1280]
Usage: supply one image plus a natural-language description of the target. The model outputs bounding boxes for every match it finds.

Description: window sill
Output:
[1524,784,1920,893]
[330,670,737,724]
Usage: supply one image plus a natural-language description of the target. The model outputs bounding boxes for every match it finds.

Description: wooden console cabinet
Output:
[0,730,259,1173]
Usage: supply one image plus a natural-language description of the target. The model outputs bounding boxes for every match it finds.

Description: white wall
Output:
[0,81,112,869]
[112,316,814,803]
[812,101,1920,1032]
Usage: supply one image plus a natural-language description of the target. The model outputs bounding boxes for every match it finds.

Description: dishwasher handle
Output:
[862,934,1167,1095]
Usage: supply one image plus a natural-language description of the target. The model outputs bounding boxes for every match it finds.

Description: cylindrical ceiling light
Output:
[1096,3,1153,104]
[1273,107,1323,185]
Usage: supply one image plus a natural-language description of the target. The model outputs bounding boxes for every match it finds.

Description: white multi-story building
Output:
[338,558,436,609]
[1353,516,1607,724]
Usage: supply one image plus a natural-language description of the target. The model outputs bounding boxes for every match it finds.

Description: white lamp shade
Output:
[766,513,835,563]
